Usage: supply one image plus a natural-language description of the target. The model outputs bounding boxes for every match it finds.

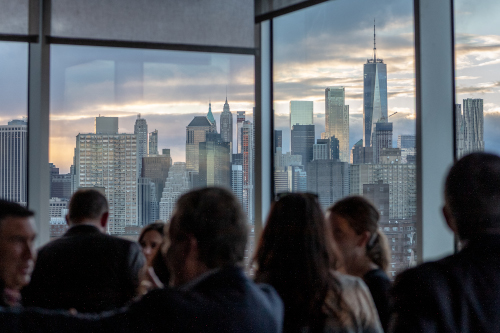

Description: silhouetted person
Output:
[0,201,36,307]
[328,196,392,332]
[3,187,283,333]
[22,189,145,312]
[255,193,382,333]
[390,152,500,332]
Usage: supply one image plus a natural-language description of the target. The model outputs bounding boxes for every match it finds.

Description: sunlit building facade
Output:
[290,100,313,129]
[325,87,349,162]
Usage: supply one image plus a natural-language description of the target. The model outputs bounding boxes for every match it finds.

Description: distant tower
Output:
[207,101,217,132]
[241,121,254,222]
[186,116,214,172]
[149,129,158,155]
[325,87,350,162]
[462,98,484,156]
[236,111,246,153]
[159,162,191,222]
[363,21,388,147]
[289,101,313,129]
[134,114,148,175]
[220,96,233,152]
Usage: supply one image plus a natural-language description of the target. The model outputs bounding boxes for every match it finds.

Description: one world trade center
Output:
[363,22,388,147]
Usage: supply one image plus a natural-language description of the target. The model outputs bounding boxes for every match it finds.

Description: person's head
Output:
[139,222,165,266]
[166,187,247,286]
[444,152,500,241]
[254,193,336,330]
[0,200,36,290]
[67,189,109,231]
[327,196,390,274]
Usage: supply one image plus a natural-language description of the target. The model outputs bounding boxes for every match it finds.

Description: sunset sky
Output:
[0,0,499,174]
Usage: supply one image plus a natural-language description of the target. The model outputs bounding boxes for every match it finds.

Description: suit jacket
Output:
[2,266,283,333]
[22,224,145,313]
[390,234,500,333]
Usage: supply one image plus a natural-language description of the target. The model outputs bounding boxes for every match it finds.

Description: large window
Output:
[273,0,416,277]
[454,0,500,157]
[0,42,28,205]
[48,45,254,240]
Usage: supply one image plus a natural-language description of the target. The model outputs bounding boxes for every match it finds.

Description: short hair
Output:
[169,187,247,268]
[445,152,500,239]
[138,222,165,244]
[68,189,108,223]
[0,200,34,230]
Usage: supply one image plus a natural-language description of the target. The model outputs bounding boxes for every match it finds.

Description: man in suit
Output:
[4,187,283,333]
[22,189,145,312]
[0,201,36,307]
[390,152,500,332]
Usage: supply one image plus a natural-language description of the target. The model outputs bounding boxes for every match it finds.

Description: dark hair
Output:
[170,187,247,268]
[0,200,34,229]
[328,196,390,272]
[254,193,339,332]
[445,152,500,239]
[138,222,165,244]
[68,189,108,223]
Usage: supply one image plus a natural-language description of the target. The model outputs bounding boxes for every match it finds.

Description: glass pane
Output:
[273,0,416,278]
[49,45,255,244]
[51,0,254,49]
[0,0,29,35]
[454,0,498,157]
[0,41,28,205]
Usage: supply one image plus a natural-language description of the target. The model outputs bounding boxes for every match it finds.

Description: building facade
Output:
[149,129,158,155]
[134,114,148,174]
[159,162,190,222]
[325,87,349,162]
[306,159,349,209]
[291,124,315,165]
[290,100,313,128]
[199,133,231,188]
[185,116,213,172]
[220,97,233,152]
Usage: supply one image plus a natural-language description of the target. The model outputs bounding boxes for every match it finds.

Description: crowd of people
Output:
[0,152,499,332]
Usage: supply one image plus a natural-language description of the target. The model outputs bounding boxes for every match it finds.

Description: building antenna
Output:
[374,18,377,62]
[225,85,228,103]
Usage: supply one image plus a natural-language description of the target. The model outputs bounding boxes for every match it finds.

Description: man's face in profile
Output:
[0,216,36,290]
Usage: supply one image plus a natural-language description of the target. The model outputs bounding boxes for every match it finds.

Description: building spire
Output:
[373,19,377,62]
[225,85,228,103]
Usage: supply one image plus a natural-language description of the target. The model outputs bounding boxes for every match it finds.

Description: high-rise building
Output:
[207,102,217,132]
[186,116,214,172]
[137,177,155,225]
[242,121,254,222]
[0,119,27,204]
[149,129,158,155]
[290,101,313,129]
[372,122,393,163]
[291,124,315,164]
[49,198,68,218]
[95,116,118,134]
[231,164,243,204]
[363,24,388,148]
[75,118,138,234]
[397,135,416,149]
[274,130,282,153]
[134,114,148,175]
[141,155,171,203]
[325,87,349,162]
[455,104,464,158]
[199,133,231,188]
[462,98,484,157]
[159,162,191,222]
[351,139,374,164]
[313,139,330,161]
[363,180,389,223]
[330,136,340,161]
[51,173,72,200]
[236,111,245,153]
[220,97,233,153]
[307,160,349,209]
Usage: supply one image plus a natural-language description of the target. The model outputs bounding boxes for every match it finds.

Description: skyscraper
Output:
[0,119,27,204]
[159,162,190,222]
[462,98,484,156]
[134,114,148,175]
[290,100,313,129]
[291,124,315,164]
[220,97,233,152]
[186,116,214,172]
[397,135,416,149]
[363,24,388,147]
[199,133,231,188]
[307,160,349,209]
[149,129,158,155]
[95,116,118,134]
[274,130,282,153]
[141,155,171,203]
[236,111,245,153]
[242,120,254,222]
[74,118,138,234]
[207,102,217,132]
[372,122,393,163]
[325,87,349,162]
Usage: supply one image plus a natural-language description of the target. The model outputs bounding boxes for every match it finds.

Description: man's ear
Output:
[100,212,109,229]
[443,205,458,235]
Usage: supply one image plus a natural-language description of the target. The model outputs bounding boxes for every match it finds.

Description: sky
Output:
[1,0,499,174]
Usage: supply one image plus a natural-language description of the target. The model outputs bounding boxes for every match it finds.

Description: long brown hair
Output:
[254,193,339,332]
[328,196,390,272]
